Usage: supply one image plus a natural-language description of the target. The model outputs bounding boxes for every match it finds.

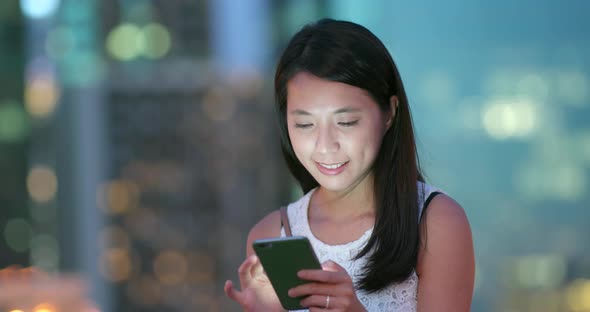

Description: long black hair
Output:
[274,19,425,293]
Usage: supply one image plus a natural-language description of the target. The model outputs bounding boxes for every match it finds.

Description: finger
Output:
[298,269,350,284]
[299,294,334,310]
[249,255,264,277]
[224,280,244,303]
[321,260,345,272]
[288,282,335,298]
[237,255,257,282]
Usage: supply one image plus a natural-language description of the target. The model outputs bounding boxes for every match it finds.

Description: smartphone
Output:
[252,236,322,310]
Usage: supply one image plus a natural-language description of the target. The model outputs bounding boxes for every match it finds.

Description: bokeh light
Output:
[30,234,60,271]
[106,23,143,61]
[33,303,56,312]
[515,162,587,201]
[140,23,172,59]
[25,73,60,118]
[513,255,566,290]
[99,247,132,282]
[106,23,172,61]
[20,0,60,19]
[482,97,538,140]
[27,165,58,203]
[566,279,590,311]
[97,180,140,215]
[153,250,188,285]
[0,101,29,143]
[3,218,33,252]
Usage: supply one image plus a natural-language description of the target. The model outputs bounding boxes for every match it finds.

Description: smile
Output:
[315,161,349,176]
[318,162,347,169]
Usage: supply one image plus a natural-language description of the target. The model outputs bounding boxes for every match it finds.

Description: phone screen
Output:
[252,236,322,310]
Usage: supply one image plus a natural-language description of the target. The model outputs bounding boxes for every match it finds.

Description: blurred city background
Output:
[0,0,589,311]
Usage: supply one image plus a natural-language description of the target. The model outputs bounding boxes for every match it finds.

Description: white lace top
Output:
[280,182,442,312]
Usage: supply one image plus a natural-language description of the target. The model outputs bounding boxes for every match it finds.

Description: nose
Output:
[315,124,340,154]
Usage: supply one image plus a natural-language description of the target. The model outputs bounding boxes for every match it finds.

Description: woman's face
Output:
[286,72,393,194]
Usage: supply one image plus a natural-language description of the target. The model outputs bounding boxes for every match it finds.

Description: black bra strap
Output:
[420,191,442,223]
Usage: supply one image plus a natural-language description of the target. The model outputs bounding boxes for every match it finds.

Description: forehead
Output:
[286,72,375,110]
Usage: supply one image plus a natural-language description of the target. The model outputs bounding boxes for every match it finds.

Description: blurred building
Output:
[1,0,589,311]
[0,0,28,269]
[6,0,292,311]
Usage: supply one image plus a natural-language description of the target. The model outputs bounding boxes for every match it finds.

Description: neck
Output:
[311,176,376,221]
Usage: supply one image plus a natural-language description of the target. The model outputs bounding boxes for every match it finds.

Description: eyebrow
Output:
[289,107,362,115]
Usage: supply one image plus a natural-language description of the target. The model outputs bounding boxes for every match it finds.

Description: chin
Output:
[312,177,354,193]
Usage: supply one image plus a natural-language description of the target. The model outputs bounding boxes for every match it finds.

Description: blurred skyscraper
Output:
[1,0,589,311]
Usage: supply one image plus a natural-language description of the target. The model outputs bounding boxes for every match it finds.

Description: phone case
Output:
[253,236,322,310]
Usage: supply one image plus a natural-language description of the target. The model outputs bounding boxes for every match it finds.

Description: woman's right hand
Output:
[224,255,284,312]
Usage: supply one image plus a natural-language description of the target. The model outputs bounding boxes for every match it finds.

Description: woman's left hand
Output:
[288,260,366,312]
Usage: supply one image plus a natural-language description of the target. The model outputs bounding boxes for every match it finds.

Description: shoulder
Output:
[416,193,475,310]
[417,193,473,265]
[245,191,313,256]
[421,193,469,226]
[245,210,282,257]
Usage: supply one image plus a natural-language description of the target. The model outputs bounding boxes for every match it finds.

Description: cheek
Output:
[288,131,310,160]
[355,125,386,159]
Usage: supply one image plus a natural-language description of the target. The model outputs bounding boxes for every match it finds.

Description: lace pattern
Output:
[280,182,441,312]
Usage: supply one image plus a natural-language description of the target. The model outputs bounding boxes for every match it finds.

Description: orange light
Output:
[27,165,58,203]
[33,303,56,312]
[25,73,60,118]
[153,250,188,285]
[97,180,139,215]
[99,248,132,282]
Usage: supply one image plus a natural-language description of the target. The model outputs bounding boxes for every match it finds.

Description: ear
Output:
[385,95,399,129]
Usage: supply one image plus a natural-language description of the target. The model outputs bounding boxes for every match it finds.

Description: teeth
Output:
[319,162,346,169]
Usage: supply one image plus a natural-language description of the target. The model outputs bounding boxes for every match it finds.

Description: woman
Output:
[225,18,475,312]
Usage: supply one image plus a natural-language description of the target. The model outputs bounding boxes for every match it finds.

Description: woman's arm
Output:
[245,210,282,256]
[416,194,475,312]
[225,210,285,312]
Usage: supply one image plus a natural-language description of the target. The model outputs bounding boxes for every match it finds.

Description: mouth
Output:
[318,162,347,169]
[315,161,349,175]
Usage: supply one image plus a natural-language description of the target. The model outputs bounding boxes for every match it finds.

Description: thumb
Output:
[322,260,344,272]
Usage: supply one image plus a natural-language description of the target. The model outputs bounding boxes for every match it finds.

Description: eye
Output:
[338,120,359,127]
[295,123,313,129]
